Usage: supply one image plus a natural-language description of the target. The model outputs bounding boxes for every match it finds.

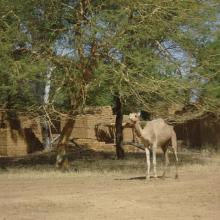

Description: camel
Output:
[128,112,179,180]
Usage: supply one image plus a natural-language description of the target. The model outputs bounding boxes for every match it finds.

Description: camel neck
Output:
[134,121,143,137]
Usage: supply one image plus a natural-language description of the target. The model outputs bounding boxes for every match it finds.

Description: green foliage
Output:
[0,0,220,120]
[0,6,48,110]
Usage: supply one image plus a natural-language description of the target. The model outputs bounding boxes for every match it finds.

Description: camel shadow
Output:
[115,175,171,181]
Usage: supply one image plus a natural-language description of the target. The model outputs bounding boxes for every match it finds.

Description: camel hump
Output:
[152,118,165,123]
[146,118,174,137]
[148,118,166,127]
[149,118,174,129]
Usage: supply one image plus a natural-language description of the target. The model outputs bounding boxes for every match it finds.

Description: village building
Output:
[0,107,219,157]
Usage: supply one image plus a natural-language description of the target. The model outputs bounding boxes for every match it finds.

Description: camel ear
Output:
[137,112,141,117]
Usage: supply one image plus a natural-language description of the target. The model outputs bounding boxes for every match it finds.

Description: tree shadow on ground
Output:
[0,147,209,173]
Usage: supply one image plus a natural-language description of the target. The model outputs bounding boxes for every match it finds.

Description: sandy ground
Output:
[0,159,220,220]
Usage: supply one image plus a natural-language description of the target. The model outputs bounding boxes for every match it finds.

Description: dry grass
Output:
[1,150,220,179]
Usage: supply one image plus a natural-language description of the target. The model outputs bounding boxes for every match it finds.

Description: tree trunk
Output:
[57,118,76,147]
[55,117,76,169]
[42,68,53,150]
[114,95,125,159]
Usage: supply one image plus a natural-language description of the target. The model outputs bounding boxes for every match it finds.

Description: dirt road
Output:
[0,160,220,220]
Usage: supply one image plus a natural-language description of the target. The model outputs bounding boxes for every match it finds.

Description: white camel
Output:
[128,112,179,180]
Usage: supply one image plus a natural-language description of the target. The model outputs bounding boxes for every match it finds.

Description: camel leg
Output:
[152,145,158,178]
[171,130,179,179]
[162,147,170,178]
[171,147,179,179]
[145,148,150,180]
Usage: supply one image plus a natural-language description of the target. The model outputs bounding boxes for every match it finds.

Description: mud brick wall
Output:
[6,128,27,156]
[60,106,141,152]
[61,107,116,141]
[0,129,7,155]
[61,107,134,143]
[0,127,27,156]
[175,114,220,148]
[20,116,43,143]
[0,114,43,156]
[0,107,141,156]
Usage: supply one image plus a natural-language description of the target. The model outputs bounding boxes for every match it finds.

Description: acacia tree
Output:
[194,32,220,113]
[1,0,220,159]
[86,0,220,157]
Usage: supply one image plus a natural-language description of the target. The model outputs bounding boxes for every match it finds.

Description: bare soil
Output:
[0,154,220,220]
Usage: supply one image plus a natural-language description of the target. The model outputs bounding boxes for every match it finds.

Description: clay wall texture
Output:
[1,107,220,156]
[0,113,43,156]
[175,114,220,149]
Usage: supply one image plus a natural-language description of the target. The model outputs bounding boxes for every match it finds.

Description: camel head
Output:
[128,112,141,124]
